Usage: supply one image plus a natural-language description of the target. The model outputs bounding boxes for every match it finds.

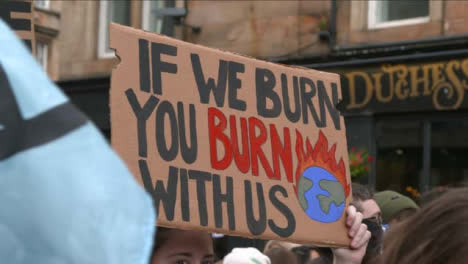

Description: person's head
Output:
[352,184,383,264]
[291,246,332,264]
[151,227,215,264]
[373,190,418,226]
[419,186,449,206]
[380,187,468,264]
[351,183,381,218]
[264,247,297,264]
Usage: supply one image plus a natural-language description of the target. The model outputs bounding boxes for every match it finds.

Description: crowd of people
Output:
[148,184,468,264]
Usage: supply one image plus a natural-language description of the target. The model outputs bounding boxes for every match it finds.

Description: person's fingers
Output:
[351,224,366,248]
[351,224,369,249]
[349,211,363,237]
[353,230,371,250]
[346,205,357,227]
[362,230,372,247]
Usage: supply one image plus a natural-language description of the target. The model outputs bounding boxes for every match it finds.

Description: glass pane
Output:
[148,0,166,33]
[146,0,175,36]
[108,0,130,26]
[36,42,47,71]
[430,120,468,187]
[104,0,130,54]
[377,0,429,23]
[34,0,49,9]
[375,121,423,198]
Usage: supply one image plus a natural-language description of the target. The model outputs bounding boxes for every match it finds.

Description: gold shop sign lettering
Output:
[337,57,468,113]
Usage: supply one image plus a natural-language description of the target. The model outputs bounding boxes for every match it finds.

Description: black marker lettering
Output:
[191,53,228,107]
[213,174,235,230]
[318,81,341,130]
[256,68,281,118]
[281,74,301,123]
[138,39,150,93]
[189,170,212,227]
[151,42,177,95]
[300,77,322,126]
[177,103,197,164]
[228,61,246,111]
[126,89,159,158]
[180,168,190,222]
[139,161,178,221]
[244,180,267,235]
[268,185,296,237]
[155,100,179,161]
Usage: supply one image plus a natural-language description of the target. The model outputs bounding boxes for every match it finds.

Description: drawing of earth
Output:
[297,166,346,223]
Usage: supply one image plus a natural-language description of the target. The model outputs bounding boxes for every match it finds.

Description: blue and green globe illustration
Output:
[297,166,346,223]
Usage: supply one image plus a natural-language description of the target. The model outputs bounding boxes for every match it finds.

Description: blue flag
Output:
[0,20,155,264]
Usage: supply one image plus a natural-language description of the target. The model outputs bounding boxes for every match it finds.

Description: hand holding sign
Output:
[333,206,371,264]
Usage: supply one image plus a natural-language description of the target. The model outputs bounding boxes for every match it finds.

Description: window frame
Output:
[97,0,113,58]
[141,0,180,36]
[368,0,430,30]
[141,0,154,33]
[141,0,168,34]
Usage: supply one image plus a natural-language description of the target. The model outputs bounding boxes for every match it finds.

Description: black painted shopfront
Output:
[322,54,468,197]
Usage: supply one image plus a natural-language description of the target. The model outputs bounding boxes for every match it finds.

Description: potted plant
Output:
[349,147,373,180]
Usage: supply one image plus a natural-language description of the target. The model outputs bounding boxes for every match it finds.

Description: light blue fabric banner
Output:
[0,19,155,264]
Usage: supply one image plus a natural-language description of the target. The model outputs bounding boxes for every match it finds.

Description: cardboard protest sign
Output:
[110,23,352,246]
[0,0,35,54]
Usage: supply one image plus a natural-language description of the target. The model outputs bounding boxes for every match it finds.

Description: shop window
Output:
[34,0,50,9]
[36,41,48,72]
[142,0,176,36]
[375,120,423,198]
[368,0,430,29]
[345,116,375,185]
[430,120,468,187]
[98,0,131,58]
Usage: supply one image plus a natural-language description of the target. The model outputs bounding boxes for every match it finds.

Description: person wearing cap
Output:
[374,190,419,227]
[350,184,384,264]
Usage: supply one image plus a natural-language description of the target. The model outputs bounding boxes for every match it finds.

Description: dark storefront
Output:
[319,54,468,197]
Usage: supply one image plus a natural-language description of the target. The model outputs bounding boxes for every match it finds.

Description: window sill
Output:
[368,17,430,30]
[34,6,60,18]
[34,7,61,38]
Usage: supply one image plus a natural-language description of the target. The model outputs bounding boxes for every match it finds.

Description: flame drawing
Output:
[294,130,350,197]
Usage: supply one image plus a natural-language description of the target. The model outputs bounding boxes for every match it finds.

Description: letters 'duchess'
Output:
[110,23,352,246]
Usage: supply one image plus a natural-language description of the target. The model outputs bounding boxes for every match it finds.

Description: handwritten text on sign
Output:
[110,24,352,246]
